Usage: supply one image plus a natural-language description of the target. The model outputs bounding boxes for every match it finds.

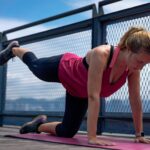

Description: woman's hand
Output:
[88,137,116,146]
[135,137,150,144]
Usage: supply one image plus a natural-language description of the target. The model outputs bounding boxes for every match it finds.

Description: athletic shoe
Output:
[19,115,47,134]
[0,41,19,65]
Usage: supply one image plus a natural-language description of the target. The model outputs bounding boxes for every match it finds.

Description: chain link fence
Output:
[0,1,150,133]
[5,30,91,112]
[105,15,150,113]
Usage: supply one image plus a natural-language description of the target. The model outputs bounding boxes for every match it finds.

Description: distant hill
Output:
[5,97,150,112]
[5,97,65,111]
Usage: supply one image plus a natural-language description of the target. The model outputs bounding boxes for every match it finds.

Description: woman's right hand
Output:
[88,137,116,146]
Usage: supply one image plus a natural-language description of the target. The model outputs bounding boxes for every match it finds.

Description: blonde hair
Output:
[118,27,150,54]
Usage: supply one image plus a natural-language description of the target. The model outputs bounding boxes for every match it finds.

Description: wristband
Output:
[135,132,144,137]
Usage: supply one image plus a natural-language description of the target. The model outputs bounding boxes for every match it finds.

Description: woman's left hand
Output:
[135,136,150,144]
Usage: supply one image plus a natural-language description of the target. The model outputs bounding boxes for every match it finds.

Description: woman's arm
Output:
[87,48,104,141]
[128,71,150,143]
[128,71,143,134]
[87,46,114,145]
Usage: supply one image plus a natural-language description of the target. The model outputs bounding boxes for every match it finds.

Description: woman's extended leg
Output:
[13,47,63,82]
[0,41,63,82]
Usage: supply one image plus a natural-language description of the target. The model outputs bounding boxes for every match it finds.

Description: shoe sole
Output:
[20,115,47,134]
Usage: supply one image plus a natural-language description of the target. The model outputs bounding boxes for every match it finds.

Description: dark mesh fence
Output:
[105,15,150,113]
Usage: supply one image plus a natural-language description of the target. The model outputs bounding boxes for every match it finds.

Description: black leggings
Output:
[23,52,88,137]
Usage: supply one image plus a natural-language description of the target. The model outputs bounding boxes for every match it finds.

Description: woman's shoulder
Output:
[86,44,111,54]
[86,45,112,65]
[94,44,111,50]
[92,45,112,57]
[128,69,140,77]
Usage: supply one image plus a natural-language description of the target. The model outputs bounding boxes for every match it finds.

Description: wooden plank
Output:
[0,126,105,150]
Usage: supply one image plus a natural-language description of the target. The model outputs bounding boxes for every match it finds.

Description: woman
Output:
[0,27,150,146]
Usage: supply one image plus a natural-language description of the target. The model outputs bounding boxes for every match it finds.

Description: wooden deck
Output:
[0,126,106,150]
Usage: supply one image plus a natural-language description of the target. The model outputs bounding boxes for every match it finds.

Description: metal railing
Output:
[0,0,150,135]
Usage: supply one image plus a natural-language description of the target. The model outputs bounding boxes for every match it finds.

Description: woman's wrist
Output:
[135,132,144,138]
[88,134,97,140]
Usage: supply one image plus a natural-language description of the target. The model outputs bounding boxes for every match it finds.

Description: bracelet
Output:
[135,132,144,137]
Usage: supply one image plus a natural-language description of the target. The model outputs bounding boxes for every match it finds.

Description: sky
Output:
[0,0,150,104]
[0,0,149,33]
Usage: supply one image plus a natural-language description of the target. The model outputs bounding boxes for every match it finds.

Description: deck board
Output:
[0,126,105,150]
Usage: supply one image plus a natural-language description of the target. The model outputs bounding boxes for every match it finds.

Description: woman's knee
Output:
[28,61,41,77]
[26,59,48,81]
[58,130,77,138]
[56,125,78,138]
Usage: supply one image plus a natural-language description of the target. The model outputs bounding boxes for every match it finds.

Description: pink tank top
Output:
[58,46,128,98]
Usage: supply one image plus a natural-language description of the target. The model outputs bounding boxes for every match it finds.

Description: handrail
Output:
[1,1,129,35]
[99,0,122,7]
[3,4,96,34]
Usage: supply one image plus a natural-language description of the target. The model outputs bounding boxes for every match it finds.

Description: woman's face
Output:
[127,50,150,71]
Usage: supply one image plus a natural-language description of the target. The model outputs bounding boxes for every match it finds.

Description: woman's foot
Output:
[19,115,47,134]
[0,41,19,65]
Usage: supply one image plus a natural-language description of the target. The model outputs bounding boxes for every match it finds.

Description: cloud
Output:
[63,0,101,8]
[63,0,149,14]
[6,56,66,100]
[0,17,51,40]
[62,0,102,18]
[0,18,27,32]
[103,0,149,14]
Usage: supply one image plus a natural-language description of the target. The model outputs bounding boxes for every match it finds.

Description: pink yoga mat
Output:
[5,133,149,150]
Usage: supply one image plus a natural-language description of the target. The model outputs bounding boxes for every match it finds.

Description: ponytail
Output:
[118,27,145,50]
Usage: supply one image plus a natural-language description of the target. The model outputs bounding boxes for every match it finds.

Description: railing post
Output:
[92,5,101,48]
[91,4,105,135]
[0,32,7,126]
